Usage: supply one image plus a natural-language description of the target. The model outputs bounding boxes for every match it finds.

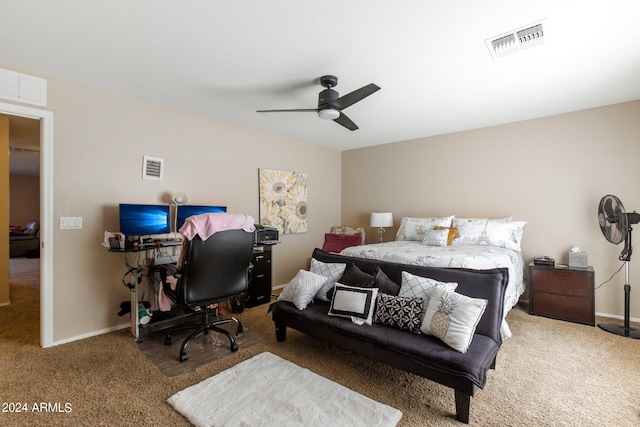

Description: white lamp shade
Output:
[370,212,393,227]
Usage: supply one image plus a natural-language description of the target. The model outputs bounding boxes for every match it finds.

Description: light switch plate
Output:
[60,216,83,230]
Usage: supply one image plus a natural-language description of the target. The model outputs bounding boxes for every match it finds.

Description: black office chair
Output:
[164,228,254,362]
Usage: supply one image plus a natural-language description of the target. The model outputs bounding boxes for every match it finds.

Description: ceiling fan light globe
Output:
[318,108,340,120]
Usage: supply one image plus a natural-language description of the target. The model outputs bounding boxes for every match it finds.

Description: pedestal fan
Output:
[597,194,640,339]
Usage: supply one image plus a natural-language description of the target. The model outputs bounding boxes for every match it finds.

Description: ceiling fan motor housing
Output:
[318,88,339,108]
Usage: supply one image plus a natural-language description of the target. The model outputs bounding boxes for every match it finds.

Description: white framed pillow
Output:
[310,258,346,301]
[396,216,455,241]
[277,270,327,310]
[420,287,488,353]
[398,271,458,312]
[328,283,379,325]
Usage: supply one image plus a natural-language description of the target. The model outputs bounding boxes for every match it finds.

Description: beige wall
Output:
[9,175,40,227]
[342,100,640,320]
[2,65,341,343]
[0,116,9,306]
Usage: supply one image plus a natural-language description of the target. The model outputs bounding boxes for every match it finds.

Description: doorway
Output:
[0,102,53,347]
[6,115,41,344]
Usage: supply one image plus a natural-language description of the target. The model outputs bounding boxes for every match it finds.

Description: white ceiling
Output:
[1,1,640,152]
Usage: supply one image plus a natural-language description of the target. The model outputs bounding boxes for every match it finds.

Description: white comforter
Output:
[340,241,526,338]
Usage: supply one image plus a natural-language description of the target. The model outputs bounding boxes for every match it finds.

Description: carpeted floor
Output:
[2,258,640,426]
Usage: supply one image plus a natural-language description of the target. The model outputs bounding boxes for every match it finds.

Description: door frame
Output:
[2,101,54,348]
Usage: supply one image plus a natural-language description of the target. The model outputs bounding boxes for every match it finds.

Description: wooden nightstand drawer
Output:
[530,268,591,297]
[528,263,595,326]
[530,292,593,325]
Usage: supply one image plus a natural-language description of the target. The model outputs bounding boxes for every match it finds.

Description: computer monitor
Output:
[176,205,227,231]
[119,204,171,237]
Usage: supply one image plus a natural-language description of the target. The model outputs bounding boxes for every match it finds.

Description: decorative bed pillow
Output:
[374,267,401,296]
[330,226,366,245]
[420,287,488,353]
[422,226,458,247]
[421,227,449,247]
[373,293,424,333]
[310,258,346,301]
[395,216,455,241]
[277,270,327,310]
[322,233,363,253]
[328,283,378,325]
[434,226,458,246]
[398,271,458,311]
[327,264,376,300]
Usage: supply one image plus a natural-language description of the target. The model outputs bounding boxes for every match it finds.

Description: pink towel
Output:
[179,212,256,241]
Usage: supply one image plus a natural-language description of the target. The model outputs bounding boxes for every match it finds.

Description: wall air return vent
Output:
[142,155,164,181]
[485,19,546,59]
[0,68,47,106]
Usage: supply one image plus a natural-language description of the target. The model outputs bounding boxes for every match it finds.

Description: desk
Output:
[109,241,182,341]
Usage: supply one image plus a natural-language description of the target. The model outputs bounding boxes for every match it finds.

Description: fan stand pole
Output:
[598,260,640,339]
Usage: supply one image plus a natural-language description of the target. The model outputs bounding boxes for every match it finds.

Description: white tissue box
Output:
[568,251,588,269]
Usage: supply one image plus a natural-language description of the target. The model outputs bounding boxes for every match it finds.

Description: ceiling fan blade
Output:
[333,112,359,131]
[256,108,318,113]
[334,83,380,110]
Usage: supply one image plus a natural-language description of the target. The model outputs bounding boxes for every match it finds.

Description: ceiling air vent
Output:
[0,68,47,106]
[142,155,164,181]
[486,19,546,59]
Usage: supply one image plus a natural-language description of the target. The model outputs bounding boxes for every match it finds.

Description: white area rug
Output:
[168,352,402,427]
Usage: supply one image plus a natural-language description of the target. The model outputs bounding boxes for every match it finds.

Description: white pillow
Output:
[277,269,326,310]
[421,287,488,353]
[451,218,489,246]
[396,216,455,241]
[485,220,527,251]
[422,228,450,247]
[310,258,346,301]
[398,271,458,312]
[452,218,526,250]
[328,283,379,325]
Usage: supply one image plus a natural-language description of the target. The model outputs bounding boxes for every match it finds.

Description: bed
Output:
[340,216,527,338]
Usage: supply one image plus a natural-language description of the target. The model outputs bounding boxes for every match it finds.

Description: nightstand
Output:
[528,263,595,326]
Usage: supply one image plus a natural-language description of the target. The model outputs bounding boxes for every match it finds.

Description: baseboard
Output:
[50,323,129,347]
[595,311,640,324]
[272,284,286,291]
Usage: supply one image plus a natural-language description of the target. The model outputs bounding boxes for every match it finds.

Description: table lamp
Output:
[370,212,393,243]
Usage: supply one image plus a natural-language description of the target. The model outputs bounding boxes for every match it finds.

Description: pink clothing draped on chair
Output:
[158,212,256,311]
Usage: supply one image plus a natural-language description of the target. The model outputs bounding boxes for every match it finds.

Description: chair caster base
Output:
[164,335,172,346]
[230,342,239,352]
[179,352,188,362]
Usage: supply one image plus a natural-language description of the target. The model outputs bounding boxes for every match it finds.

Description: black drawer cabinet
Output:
[245,245,273,308]
[528,263,595,326]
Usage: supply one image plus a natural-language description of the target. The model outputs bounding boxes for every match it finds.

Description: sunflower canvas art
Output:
[259,168,308,234]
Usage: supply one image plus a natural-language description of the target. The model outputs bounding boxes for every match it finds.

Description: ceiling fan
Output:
[257,75,380,131]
